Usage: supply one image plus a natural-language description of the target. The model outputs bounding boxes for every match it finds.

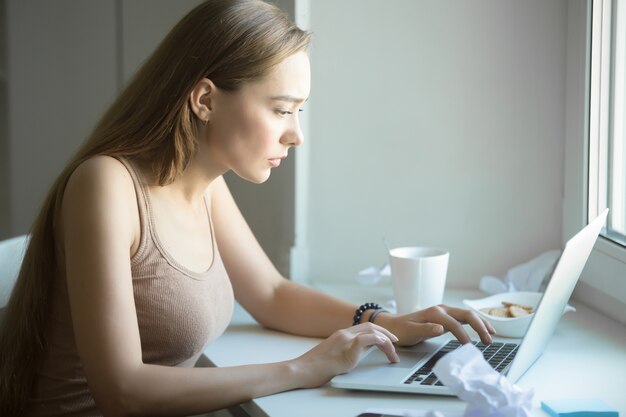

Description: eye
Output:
[276,109,293,116]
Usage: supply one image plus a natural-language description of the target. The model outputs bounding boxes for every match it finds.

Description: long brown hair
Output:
[0,1,310,414]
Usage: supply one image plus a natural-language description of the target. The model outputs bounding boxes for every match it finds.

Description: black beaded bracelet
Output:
[352,302,382,326]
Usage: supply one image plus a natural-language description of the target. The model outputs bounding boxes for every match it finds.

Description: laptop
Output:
[331,209,609,395]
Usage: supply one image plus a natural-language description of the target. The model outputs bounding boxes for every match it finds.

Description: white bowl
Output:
[462,292,575,338]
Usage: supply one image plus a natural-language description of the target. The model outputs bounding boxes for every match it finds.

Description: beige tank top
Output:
[29,158,234,416]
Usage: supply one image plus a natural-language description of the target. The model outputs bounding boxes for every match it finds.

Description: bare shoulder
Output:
[65,156,134,201]
[68,155,132,185]
[62,156,139,242]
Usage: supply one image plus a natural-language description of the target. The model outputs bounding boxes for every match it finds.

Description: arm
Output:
[209,177,495,346]
[209,176,357,337]
[62,158,397,417]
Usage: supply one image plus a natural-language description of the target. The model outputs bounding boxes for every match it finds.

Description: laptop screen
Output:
[506,209,607,382]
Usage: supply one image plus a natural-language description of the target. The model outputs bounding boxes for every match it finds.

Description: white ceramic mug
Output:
[388,246,449,314]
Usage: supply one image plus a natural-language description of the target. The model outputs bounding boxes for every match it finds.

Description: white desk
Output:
[202,285,626,417]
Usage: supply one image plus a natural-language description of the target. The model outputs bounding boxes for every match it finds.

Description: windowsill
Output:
[596,234,626,263]
[573,280,626,325]
[574,237,626,325]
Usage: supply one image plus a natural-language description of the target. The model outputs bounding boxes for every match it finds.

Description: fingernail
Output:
[391,334,399,342]
[433,325,444,335]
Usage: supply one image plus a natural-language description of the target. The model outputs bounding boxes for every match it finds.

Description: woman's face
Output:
[205,51,311,183]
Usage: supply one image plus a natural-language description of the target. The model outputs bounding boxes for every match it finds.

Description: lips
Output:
[269,155,288,168]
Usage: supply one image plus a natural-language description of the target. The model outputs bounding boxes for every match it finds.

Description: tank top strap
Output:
[114,156,150,265]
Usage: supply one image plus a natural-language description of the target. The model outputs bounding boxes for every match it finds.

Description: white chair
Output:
[0,235,30,313]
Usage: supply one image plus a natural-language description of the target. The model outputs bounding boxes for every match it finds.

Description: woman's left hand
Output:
[376,305,496,346]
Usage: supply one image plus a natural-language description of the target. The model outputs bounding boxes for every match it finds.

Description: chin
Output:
[235,168,271,184]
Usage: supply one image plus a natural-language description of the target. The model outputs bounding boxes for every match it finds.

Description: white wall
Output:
[301,0,567,287]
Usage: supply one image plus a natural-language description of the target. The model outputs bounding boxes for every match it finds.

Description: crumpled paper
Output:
[433,343,534,417]
[479,250,560,294]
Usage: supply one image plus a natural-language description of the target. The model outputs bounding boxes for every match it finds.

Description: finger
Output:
[478,315,496,335]
[483,316,496,334]
[406,322,445,338]
[422,306,472,344]
[352,322,399,343]
[355,333,400,363]
[473,313,496,333]
[445,307,494,344]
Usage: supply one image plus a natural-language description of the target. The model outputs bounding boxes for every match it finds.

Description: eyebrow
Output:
[270,95,309,104]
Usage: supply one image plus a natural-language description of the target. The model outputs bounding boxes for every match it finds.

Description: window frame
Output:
[589,0,626,250]
[566,0,626,324]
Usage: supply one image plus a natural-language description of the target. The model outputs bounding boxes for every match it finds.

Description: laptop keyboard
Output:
[403,340,519,386]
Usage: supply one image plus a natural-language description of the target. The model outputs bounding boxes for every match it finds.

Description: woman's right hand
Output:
[290,322,400,388]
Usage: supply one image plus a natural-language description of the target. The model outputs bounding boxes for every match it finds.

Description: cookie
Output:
[488,307,509,317]
[509,305,531,317]
[502,301,533,312]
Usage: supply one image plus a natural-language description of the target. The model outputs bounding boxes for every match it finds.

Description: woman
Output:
[0,1,494,415]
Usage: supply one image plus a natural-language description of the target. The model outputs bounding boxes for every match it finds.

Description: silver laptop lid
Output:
[506,209,608,382]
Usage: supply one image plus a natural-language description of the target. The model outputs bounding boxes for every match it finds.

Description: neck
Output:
[136,145,228,206]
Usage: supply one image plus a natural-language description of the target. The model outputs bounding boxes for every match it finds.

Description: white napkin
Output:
[479,250,560,294]
[433,344,534,417]
[356,262,391,285]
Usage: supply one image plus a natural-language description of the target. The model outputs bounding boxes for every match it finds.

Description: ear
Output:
[189,78,217,124]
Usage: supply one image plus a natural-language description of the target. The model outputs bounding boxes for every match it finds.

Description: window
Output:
[589,0,626,248]
[571,0,626,323]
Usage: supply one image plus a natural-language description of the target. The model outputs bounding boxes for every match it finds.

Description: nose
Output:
[281,113,304,147]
